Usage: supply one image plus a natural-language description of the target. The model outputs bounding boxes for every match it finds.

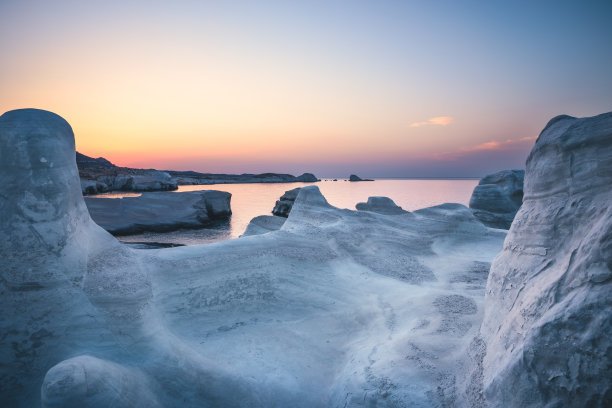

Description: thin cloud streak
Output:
[409,116,454,128]
[461,136,537,153]
[431,136,537,161]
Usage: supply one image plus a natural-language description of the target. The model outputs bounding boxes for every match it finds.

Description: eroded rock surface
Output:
[463,113,612,407]
[469,169,524,229]
[0,109,152,408]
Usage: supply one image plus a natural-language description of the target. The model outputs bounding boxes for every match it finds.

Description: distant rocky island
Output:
[349,174,374,181]
[77,151,319,195]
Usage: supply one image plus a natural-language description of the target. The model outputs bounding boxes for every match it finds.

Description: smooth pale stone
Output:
[242,214,287,236]
[0,109,153,408]
[42,355,162,408]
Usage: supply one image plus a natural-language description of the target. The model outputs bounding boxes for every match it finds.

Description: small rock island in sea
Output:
[0,108,610,407]
[349,174,374,181]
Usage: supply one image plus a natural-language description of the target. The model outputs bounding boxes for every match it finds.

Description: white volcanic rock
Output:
[242,215,287,236]
[84,190,231,234]
[0,109,153,408]
[463,113,612,407]
[1,108,511,407]
[42,356,163,408]
[469,169,524,229]
[356,196,407,215]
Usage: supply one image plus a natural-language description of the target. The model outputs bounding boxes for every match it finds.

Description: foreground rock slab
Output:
[85,190,231,234]
[469,169,524,229]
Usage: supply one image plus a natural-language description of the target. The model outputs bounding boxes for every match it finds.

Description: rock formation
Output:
[85,190,231,234]
[169,171,320,185]
[469,169,524,229]
[463,113,612,407]
[76,151,114,168]
[0,109,152,408]
[349,174,373,181]
[295,172,319,182]
[242,215,287,236]
[78,152,179,194]
[77,152,319,195]
[272,187,302,217]
[356,196,407,215]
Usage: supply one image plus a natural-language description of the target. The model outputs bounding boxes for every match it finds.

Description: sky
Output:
[1,0,611,177]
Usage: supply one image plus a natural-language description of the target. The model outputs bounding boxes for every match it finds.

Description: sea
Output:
[95,179,479,246]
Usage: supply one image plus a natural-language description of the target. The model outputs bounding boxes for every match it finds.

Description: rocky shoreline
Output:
[77,152,319,195]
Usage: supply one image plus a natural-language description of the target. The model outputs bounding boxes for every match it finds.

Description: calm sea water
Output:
[106,179,478,246]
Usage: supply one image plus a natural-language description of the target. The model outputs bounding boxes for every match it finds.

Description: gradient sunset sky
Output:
[1,0,611,177]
